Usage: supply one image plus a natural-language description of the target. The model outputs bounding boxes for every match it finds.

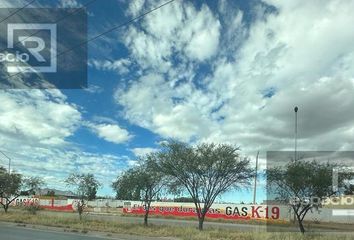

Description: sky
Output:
[0,0,354,203]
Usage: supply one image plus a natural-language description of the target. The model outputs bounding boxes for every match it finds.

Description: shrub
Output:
[25,204,41,215]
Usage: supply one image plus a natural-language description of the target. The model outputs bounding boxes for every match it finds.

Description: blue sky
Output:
[0,0,354,203]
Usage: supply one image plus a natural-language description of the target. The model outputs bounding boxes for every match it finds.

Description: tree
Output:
[112,154,166,226]
[0,167,43,213]
[344,184,354,195]
[0,167,22,213]
[65,173,101,220]
[158,141,254,230]
[46,190,56,196]
[112,174,141,201]
[266,160,352,234]
[21,176,44,195]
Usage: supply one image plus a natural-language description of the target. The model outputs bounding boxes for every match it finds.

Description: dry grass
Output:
[121,212,289,225]
[0,210,353,240]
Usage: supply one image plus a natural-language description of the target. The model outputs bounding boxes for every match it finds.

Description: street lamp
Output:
[0,150,11,173]
[253,151,259,205]
[294,106,298,161]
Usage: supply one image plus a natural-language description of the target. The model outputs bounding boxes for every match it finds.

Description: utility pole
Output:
[292,106,299,223]
[294,106,298,161]
[0,150,11,173]
[253,151,259,205]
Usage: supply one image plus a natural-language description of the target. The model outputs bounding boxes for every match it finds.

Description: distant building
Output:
[37,188,77,198]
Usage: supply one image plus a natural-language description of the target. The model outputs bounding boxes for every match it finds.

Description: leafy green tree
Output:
[0,167,22,213]
[112,174,141,201]
[158,141,254,230]
[65,173,101,220]
[344,184,354,195]
[267,160,353,234]
[0,167,43,213]
[21,176,44,195]
[112,154,166,226]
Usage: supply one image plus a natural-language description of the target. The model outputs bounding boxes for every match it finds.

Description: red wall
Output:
[123,204,281,220]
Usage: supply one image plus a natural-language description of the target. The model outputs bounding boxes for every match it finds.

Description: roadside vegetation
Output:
[1,210,354,240]
[113,141,255,230]
[267,159,354,234]
[2,141,354,236]
[65,173,101,220]
[112,154,167,226]
[0,166,43,213]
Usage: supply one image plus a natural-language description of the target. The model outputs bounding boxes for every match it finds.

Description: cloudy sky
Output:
[0,0,353,202]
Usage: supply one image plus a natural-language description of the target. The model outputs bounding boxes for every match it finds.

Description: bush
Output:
[25,204,41,215]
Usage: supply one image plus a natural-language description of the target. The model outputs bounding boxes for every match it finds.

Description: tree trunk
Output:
[78,203,83,220]
[4,205,8,213]
[144,203,151,227]
[198,216,205,231]
[1,198,9,213]
[298,220,305,234]
[144,211,148,227]
[79,205,84,220]
[296,214,305,234]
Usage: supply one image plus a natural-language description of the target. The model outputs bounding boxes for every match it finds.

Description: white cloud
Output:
[127,160,139,167]
[122,1,221,73]
[0,90,81,146]
[181,5,221,61]
[0,89,127,194]
[131,147,158,157]
[115,73,218,141]
[89,59,131,74]
[0,146,126,192]
[115,0,354,157]
[84,84,103,94]
[58,0,82,8]
[89,123,132,144]
[127,0,145,17]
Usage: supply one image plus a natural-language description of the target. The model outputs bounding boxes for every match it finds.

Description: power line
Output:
[0,0,36,25]
[0,150,11,173]
[0,0,98,55]
[58,0,176,57]
[3,0,177,81]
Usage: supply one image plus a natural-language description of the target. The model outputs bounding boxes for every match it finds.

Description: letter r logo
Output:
[7,23,57,73]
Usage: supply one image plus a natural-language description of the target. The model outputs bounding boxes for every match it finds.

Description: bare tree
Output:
[65,173,101,220]
[158,141,254,230]
[22,176,44,195]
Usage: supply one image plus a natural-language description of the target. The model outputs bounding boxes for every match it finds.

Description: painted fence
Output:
[122,202,284,221]
[1,196,75,211]
[2,197,353,224]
